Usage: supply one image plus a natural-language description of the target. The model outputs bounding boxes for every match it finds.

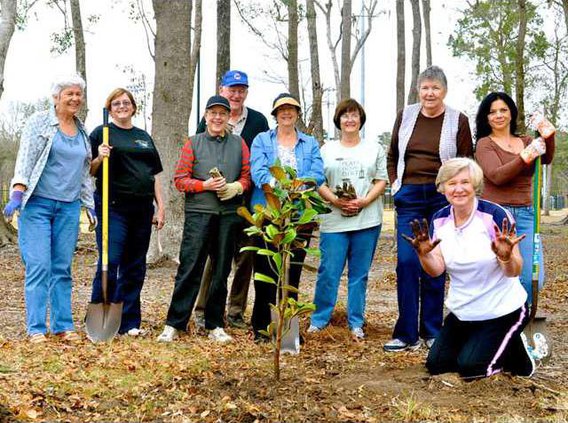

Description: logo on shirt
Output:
[134,139,151,149]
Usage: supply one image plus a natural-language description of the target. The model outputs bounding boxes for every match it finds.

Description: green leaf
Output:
[239,246,260,253]
[282,228,297,244]
[272,253,282,272]
[265,225,280,239]
[254,272,276,284]
[282,284,299,294]
[256,248,275,257]
[297,208,318,224]
[303,247,321,257]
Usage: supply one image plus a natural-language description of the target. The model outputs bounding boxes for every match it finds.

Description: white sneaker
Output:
[383,338,421,352]
[193,311,205,329]
[424,338,436,349]
[208,327,233,343]
[519,333,536,377]
[351,327,365,339]
[532,333,549,360]
[126,328,146,337]
[307,325,321,333]
[157,325,178,342]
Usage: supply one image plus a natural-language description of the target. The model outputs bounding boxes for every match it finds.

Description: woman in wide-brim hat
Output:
[249,93,325,342]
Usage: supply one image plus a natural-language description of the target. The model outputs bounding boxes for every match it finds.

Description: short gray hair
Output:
[436,157,484,195]
[417,65,448,91]
[51,73,86,97]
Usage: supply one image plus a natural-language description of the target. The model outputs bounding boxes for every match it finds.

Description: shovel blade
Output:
[85,302,123,342]
[524,316,551,364]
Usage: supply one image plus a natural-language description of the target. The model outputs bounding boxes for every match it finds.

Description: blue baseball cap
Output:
[221,70,249,87]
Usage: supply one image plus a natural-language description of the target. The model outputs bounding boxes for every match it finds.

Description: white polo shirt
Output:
[432,198,527,321]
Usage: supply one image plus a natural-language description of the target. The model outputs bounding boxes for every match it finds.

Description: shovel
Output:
[523,156,551,363]
[86,108,123,342]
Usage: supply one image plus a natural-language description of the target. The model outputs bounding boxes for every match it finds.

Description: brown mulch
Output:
[0,221,567,422]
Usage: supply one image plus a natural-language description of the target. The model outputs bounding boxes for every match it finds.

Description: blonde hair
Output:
[436,157,484,195]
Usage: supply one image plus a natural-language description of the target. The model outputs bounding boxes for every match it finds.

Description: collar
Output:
[204,130,228,143]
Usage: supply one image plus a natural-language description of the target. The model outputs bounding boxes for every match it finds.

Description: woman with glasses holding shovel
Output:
[89,88,164,337]
[3,74,94,343]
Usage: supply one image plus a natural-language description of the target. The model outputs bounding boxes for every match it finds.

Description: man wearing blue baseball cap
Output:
[195,70,269,330]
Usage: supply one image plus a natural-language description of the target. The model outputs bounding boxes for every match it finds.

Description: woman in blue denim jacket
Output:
[3,74,94,343]
[249,93,325,341]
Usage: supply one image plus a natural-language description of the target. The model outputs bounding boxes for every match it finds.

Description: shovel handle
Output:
[530,156,542,320]
[102,108,109,303]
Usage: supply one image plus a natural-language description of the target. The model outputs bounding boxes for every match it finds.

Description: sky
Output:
[0,0,481,141]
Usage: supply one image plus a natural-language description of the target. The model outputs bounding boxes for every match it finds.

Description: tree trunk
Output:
[70,0,87,122]
[339,0,352,101]
[407,0,421,105]
[421,0,431,66]
[287,0,300,99]
[395,0,405,113]
[561,0,568,33]
[215,0,230,88]
[306,0,324,144]
[0,0,17,246]
[151,0,201,260]
[515,0,527,134]
[0,0,17,100]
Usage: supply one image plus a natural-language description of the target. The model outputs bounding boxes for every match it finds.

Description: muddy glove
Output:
[3,190,23,220]
[217,182,243,201]
[86,207,98,232]
[520,137,546,164]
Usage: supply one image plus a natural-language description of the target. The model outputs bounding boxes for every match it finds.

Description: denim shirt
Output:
[250,128,325,209]
[10,107,94,210]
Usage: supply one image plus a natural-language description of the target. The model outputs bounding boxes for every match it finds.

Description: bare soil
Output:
[0,212,567,422]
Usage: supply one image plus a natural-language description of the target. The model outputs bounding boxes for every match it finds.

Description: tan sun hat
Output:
[271,93,301,116]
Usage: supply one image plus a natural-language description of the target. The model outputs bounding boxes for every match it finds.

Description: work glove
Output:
[86,207,98,231]
[520,137,546,164]
[3,190,23,220]
[217,182,243,201]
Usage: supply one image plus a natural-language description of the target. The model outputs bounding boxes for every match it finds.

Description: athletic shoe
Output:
[29,333,47,344]
[193,311,205,330]
[126,328,146,337]
[351,327,365,340]
[518,333,536,377]
[424,338,436,349]
[57,331,81,342]
[157,325,178,342]
[208,327,233,343]
[383,338,421,352]
[227,314,248,329]
[307,325,321,333]
[532,332,549,360]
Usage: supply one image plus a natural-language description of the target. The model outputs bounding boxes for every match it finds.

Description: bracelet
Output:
[497,256,512,264]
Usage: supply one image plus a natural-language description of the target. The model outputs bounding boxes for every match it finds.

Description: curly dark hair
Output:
[475,92,519,140]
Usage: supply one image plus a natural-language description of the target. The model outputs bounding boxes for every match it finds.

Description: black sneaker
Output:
[227,314,248,329]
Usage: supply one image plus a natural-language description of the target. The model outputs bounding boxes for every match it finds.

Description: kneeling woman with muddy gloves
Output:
[405,158,536,379]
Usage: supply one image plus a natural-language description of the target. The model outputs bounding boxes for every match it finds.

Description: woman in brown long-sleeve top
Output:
[474,92,555,304]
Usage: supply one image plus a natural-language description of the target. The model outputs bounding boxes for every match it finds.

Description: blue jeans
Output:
[91,195,154,334]
[393,184,447,344]
[18,196,81,335]
[503,205,544,304]
[311,225,381,330]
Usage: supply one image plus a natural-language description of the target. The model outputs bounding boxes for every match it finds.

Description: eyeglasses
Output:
[111,100,132,108]
[208,111,229,118]
[340,113,360,121]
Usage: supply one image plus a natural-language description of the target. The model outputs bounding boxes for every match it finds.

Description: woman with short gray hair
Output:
[385,66,474,352]
[3,74,94,343]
